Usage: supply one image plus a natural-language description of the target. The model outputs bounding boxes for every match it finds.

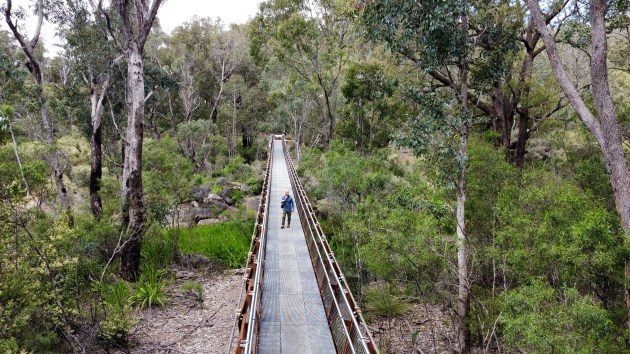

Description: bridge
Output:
[228,136,379,354]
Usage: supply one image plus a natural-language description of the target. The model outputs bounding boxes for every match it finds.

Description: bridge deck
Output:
[257,140,336,353]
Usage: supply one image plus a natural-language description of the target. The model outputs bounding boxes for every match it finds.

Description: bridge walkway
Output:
[257,139,337,354]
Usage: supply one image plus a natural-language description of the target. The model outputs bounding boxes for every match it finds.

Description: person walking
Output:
[281,189,295,229]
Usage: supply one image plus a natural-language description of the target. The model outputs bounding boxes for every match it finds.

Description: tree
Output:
[341,62,396,154]
[64,0,120,219]
[361,1,519,351]
[250,0,352,149]
[527,0,630,329]
[98,0,163,280]
[3,0,74,226]
[208,24,248,123]
[0,105,29,196]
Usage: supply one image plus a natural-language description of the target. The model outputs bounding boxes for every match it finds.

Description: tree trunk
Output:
[8,118,30,196]
[515,112,529,168]
[89,77,110,220]
[529,0,630,329]
[120,45,147,281]
[4,1,73,226]
[38,77,74,227]
[456,9,471,353]
[515,51,534,168]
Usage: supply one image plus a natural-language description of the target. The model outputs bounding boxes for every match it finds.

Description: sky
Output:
[1,0,263,55]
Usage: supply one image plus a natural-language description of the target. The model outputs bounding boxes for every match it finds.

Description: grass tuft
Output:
[179,220,251,268]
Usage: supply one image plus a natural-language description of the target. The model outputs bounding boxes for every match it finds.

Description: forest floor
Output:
[121,265,453,354]
[369,302,454,354]
[122,266,243,354]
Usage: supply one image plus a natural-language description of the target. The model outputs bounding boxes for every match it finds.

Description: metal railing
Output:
[282,138,379,354]
[230,135,276,354]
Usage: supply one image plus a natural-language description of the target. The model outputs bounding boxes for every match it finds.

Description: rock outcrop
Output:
[168,181,258,228]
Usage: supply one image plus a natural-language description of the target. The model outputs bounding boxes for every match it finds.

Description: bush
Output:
[365,286,410,318]
[500,279,627,353]
[130,265,167,309]
[98,281,136,348]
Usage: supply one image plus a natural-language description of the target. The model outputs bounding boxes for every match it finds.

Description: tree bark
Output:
[515,37,535,168]
[105,0,163,281]
[120,44,147,281]
[89,75,111,220]
[529,0,630,329]
[456,10,471,353]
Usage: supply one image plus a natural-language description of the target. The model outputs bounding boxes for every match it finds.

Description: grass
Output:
[178,220,252,268]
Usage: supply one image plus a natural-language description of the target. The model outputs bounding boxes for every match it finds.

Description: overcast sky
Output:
[1,0,263,55]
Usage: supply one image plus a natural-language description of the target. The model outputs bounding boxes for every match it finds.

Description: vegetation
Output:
[179,221,252,268]
[1,0,630,352]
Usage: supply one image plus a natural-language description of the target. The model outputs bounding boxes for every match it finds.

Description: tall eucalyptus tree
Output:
[98,0,163,280]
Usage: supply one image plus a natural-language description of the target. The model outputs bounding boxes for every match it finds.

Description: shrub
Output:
[181,281,204,305]
[130,265,167,309]
[500,279,626,353]
[98,281,136,348]
[365,286,410,318]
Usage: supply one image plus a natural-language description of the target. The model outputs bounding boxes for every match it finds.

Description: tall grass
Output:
[179,220,251,268]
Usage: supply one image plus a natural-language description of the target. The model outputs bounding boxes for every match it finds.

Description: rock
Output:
[243,196,261,211]
[197,218,222,226]
[192,186,211,203]
[204,193,223,202]
[194,207,215,222]
[215,177,229,186]
[202,193,229,210]
[224,197,235,206]
[168,204,206,228]
[219,186,234,200]
[229,182,251,194]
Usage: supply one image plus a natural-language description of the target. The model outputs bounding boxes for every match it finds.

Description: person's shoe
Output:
[281,225,285,229]
[287,225,291,228]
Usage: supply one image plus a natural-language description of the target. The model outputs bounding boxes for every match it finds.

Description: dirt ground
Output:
[124,267,244,354]
[123,265,453,354]
[369,303,455,354]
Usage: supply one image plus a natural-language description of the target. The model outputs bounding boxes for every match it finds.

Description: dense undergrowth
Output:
[0,133,259,353]
[298,135,630,352]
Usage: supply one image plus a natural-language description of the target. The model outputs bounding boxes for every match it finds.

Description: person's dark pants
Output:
[282,210,292,227]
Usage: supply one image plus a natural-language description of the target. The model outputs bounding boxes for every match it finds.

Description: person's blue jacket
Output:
[281,195,295,212]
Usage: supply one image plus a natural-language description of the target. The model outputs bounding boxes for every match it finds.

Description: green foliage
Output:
[142,225,177,270]
[361,0,468,69]
[339,62,400,152]
[500,279,627,353]
[0,214,81,352]
[179,220,252,268]
[130,265,167,309]
[493,170,627,294]
[98,281,136,347]
[365,286,410,318]
[143,136,195,225]
[181,281,204,305]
